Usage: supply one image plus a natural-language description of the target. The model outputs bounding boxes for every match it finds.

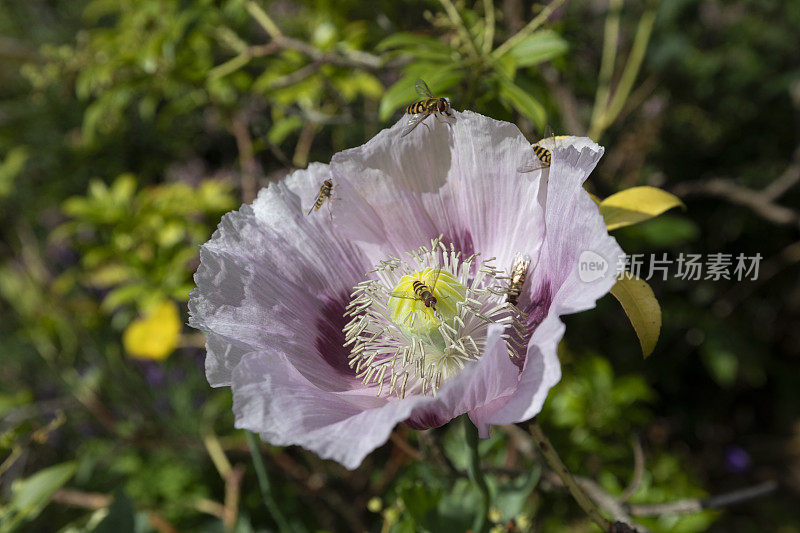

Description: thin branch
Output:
[230,113,259,204]
[389,430,424,461]
[574,476,651,533]
[492,0,567,59]
[292,121,318,168]
[203,430,233,479]
[223,465,245,532]
[247,1,380,69]
[527,419,613,531]
[269,63,320,89]
[619,436,645,503]
[761,146,800,201]
[673,177,800,230]
[627,480,779,517]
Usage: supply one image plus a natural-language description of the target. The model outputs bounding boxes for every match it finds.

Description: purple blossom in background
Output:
[189,111,623,469]
[725,445,751,473]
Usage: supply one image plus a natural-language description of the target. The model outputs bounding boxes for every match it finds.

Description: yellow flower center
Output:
[388,268,466,335]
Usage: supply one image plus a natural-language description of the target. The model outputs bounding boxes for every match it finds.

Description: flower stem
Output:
[463,416,490,533]
[245,431,293,533]
[528,418,613,531]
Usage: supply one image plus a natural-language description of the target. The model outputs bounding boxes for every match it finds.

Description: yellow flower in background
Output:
[123,300,181,360]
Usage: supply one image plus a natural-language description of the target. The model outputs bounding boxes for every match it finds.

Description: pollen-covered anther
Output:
[343,237,526,398]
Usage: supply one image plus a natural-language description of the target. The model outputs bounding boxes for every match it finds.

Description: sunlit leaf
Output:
[599,186,685,230]
[610,271,661,358]
[122,300,181,360]
[497,78,546,130]
[502,30,568,68]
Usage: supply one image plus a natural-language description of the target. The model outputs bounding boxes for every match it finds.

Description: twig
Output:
[761,146,800,201]
[574,476,651,533]
[246,1,380,69]
[619,436,645,502]
[465,416,491,533]
[245,432,293,533]
[492,0,567,59]
[627,480,779,516]
[203,430,233,478]
[52,489,112,509]
[527,418,613,531]
[269,63,320,89]
[389,430,424,461]
[418,430,460,476]
[673,178,800,230]
[223,465,245,532]
[52,489,179,533]
[292,121,318,168]
[230,113,259,204]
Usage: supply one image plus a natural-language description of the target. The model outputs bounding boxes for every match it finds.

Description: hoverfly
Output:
[306,179,336,219]
[389,268,445,312]
[401,79,453,137]
[506,254,531,306]
[517,131,569,173]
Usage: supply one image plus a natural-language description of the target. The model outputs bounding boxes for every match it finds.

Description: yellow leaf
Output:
[610,272,661,358]
[123,300,181,361]
[599,186,685,230]
[586,190,602,205]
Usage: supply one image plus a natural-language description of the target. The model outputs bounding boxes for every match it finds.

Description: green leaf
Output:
[610,272,661,358]
[599,186,685,230]
[0,146,31,199]
[503,30,568,68]
[379,67,464,121]
[497,78,546,130]
[376,33,451,55]
[2,462,77,530]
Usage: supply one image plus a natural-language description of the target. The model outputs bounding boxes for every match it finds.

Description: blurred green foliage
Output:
[1,0,799,531]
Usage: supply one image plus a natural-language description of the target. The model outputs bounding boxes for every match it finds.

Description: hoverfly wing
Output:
[414,78,434,99]
[517,157,548,174]
[306,193,320,215]
[401,113,428,137]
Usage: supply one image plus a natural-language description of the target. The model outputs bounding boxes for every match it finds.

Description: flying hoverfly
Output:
[517,130,570,173]
[401,79,454,137]
[306,179,336,219]
[505,254,532,306]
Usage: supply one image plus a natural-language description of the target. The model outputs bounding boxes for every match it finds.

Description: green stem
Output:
[245,431,292,533]
[482,0,495,54]
[589,2,658,139]
[464,416,490,533]
[528,418,612,531]
[589,0,622,137]
[602,4,657,129]
[491,0,567,59]
[439,0,482,60]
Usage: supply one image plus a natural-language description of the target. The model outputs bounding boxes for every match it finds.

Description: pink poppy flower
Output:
[189,111,623,469]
